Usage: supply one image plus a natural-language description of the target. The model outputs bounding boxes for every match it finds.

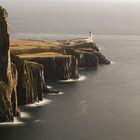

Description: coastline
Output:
[9,39,111,121]
[0,36,111,123]
[0,6,110,123]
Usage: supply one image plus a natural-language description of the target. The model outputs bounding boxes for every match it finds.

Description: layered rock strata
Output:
[16,53,79,81]
[11,55,46,105]
[62,42,110,66]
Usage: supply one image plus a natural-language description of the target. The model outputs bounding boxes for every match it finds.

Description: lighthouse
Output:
[88,31,93,42]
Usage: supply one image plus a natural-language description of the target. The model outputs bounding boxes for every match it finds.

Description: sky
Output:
[1,0,140,2]
[1,0,140,36]
[1,0,140,6]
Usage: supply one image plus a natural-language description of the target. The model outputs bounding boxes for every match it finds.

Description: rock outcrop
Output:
[16,53,79,81]
[62,42,110,67]
[10,40,111,81]
[0,6,19,122]
[61,47,98,68]
[11,55,46,105]
[0,6,10,83]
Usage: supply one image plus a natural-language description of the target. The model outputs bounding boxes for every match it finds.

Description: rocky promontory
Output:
[10,39,110,81]
[15,52,79,81]
[0,5,110,122]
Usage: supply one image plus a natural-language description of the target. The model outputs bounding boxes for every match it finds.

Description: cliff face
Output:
[11,55,46,105]
[63,42,110,67]
[0,6,9,83]
[0,6,19,122]
[62,47,98,68]
[16,53,79,81]
[32,56,79,81]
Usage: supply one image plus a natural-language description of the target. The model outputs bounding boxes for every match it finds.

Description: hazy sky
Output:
[1,0,140,2]
[1,0,140,35]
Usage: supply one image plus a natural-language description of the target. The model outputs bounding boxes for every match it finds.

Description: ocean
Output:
[1,1,140,140]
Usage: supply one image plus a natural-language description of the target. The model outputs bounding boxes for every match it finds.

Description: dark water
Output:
[1,1,140,140]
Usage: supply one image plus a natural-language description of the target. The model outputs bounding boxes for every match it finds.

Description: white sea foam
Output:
[111,61,116,64]
[47,85,53,89]
[78,75,87,81]
[59,75,87,83]
[26,98,52,107]
[34,119,48,124]
[59,79,77,82]
[20,112,30,118]
[0,118,25,126]
[48,92,64,96]
[0,111,31,126]
[78,68,87,70]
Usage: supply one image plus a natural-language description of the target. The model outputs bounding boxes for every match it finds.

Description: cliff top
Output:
[17,52,70,59]
[10,40,61,50]
[10,39,98,59]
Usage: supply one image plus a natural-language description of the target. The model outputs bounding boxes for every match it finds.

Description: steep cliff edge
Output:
[11,55,46,105]
[0,6,9,83]
[62,42,110,67]
[16,53,79,81]
[0,6,19,122]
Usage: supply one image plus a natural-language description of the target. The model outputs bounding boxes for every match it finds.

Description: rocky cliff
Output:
[0,6,19,122]
[62,42,110,67]
[10,40,110,81]
[15,53,79,81]
[11,55,46,105]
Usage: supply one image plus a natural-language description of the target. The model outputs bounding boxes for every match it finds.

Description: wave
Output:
[47,85,53,89]
[20,112,30,118]
[111,61,116,64]
[34,119,48,124]
[47,92,64,96]
[0,118,25,126]
[59,75,87,83]
[25,98,52,107]
[78,75,87,81]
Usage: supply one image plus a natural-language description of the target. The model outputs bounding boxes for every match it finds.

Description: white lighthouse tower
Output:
[88,31,93,42]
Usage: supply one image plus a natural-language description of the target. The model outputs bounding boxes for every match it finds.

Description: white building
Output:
[66,31,94,46]
[86,31,93,43]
